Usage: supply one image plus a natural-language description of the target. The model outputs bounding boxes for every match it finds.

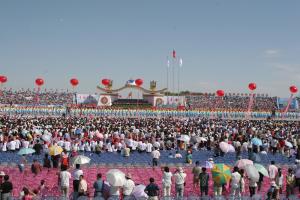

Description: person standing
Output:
[144,178,160,200]
[151,147,160,168]
[199,167,209,196]
[122,173,135,198]
[268,161,278,181]
[162,166,172,197]
[93,173,103,197]
[59,165,71,200]
[0,175,13,200]
[286,168,295,198]
[275,168,283,194]
[230,166,241,198]
[173,167,186,198]
[249,177,257,197]
[72,164,83,199]
[192,161,202,189]
[78,175,88,197]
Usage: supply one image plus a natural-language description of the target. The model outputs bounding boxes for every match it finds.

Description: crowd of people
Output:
[186,94,278,112]
[0,89,73,105]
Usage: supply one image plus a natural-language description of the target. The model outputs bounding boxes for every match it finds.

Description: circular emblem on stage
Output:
[101,97,109,105]
[155,98,163,106]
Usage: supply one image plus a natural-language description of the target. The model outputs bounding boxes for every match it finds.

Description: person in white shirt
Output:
[60,166,71,199]
[231,167,241,198]
[73,164,83,199]
[162,166,172,197]
[22,140,29,148]
[146,141,153,153]
[269,161,278,181]
[15,139,21,150]
[174,167,186,197]
[8,140,16,151]
[78,175,88,197]
[64,140,71,152]
[122,174,135,197]
[151,148,160,167]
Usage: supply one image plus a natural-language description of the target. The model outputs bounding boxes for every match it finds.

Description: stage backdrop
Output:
[75,94,100,105]
[277,97,299,110]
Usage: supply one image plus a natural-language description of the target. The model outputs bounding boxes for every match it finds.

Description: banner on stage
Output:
[277,97,299,110]
[75,94,100,105]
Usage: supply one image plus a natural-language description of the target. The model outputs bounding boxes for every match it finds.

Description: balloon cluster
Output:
[135,79,143,87]
[101,79,111,86]
[70,78,79,87]
[290,85,298,94]
[35,78,44,87]
[0,75,7,83]
[248,83,257,91]
[216,90,224,97]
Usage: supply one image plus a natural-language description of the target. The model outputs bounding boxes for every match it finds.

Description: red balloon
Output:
[216,90,224,97]
[0,75,7,83]
[248,83,257,91]
[290,85,298,94]
[135,79,143,86]
[35,78,44,86]
[101,79,110,86]
[70,78,79,87]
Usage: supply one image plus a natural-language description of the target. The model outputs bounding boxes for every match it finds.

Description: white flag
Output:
[179,58,183,67]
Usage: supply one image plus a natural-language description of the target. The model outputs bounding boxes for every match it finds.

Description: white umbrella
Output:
[219,142,229,153]
[285,141,293,148]
[72,155,91,166]
[245,164,259,182]
[235,159,253,169]
[106,169,126,186]
[228,144,235,153]
[178,135,190,143]
[42,134,52,142]
[198,137,207,142]
[202,161,214,169]
[131,184,148,199]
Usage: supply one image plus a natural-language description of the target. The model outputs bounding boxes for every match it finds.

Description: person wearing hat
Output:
[0,171,5,185]
[122,173,135,198]
[174,167,186,198]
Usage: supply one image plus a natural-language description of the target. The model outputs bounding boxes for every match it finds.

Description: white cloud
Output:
[263,49,280,57]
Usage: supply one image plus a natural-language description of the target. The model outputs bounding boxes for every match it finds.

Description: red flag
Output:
[172,50,176,58]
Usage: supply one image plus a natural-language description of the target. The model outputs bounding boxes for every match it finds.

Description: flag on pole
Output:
[172,50,176,58]
[179,58,183,67]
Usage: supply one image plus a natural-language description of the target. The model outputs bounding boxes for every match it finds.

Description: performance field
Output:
[0,78,299,200]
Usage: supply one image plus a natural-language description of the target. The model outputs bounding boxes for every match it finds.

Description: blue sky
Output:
[0,0,300,97]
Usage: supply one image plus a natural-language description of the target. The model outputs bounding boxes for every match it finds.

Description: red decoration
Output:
[248,83,257,91]
[35,78,44,87]
[216,90,224,97]
[102,79,110,86]
[135,79,143,86]
[0,75,7,83]
[70,78,79,87]
[290,85,298,94]
[172,50,176,58]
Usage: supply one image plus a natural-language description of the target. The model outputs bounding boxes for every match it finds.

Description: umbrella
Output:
[211,163,232,185]
[245,164,259,182]
[251,138,262,146]
[72,155,91,166]
[254,164,269,177]
[235,159,253,169]
[198,137,207,142]
[228,144,235,153]
[18,148,35,155]
[250,153,261,163]
[42,134,51,142]
[285,141,293,148]
[131,184,148,199]
[219,142,229,153]
[202,161,214,169]
[106,169,126,186]
[49,145,63,156]
[178,135,190,142]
